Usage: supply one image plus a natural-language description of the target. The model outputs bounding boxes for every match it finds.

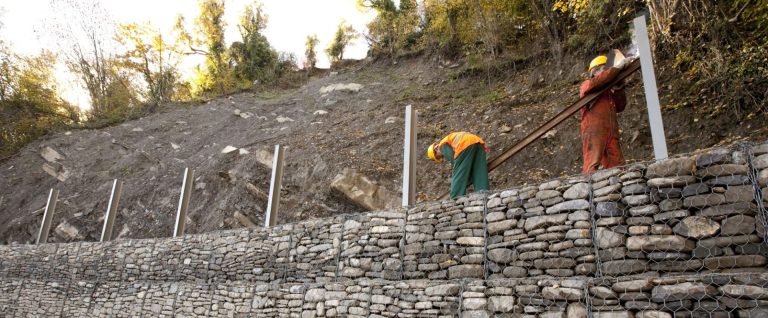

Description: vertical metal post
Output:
[633,15,669,160]
[265,145,285,227]
[173,168,194,237]
[36,188,59,244]
[100,179,123,242]
[402,105,417,207]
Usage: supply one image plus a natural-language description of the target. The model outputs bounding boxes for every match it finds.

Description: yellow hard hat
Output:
[589,55,608,71]
[427,143,441,162]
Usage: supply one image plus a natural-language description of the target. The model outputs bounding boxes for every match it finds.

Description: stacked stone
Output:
[264,224,297,283]
[207,282,258,316]
[137,281,177,317]
[0,279,23,313]
[293,216,344,283]
[751,142,768,243]
[481,278,588,317]
[14,280,66,316]
[251,283,305,317]
[0,243,57,280]
[489,177,595,278]
[301,281,369,318]
[337,210,405,281]
[590,273,768,317]
[403,193,487,280]
[205,230,255,283]
[592,166,652,276]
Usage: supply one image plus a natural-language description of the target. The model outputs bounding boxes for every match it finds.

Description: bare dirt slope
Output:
[1,55,766,244]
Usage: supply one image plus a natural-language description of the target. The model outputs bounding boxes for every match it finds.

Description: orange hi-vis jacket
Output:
[437,132,488,159]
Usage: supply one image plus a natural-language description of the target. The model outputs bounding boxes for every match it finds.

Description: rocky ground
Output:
[1,54,766,244]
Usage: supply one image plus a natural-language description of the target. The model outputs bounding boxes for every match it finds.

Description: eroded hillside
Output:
[1,55,766,244]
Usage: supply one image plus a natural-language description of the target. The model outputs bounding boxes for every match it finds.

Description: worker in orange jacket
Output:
[580,55,627,175]
[428,132,489,199]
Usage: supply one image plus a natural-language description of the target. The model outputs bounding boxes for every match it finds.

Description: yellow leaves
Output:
[552,0,588,15]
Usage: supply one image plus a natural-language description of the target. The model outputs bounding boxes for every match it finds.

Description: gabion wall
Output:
[0,141,767,317]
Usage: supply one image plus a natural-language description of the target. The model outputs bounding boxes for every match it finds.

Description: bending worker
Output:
[580,55,628,175]
[427,132,489,199]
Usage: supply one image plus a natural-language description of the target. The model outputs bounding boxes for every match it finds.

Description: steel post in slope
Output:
[36,188,59,244]
[173,168,194,237]
[265,145,285,227]
[100,179,123,242]
[402,105,417,207]
[634,15,668,160]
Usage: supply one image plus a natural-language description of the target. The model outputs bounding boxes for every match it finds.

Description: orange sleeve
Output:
[581,67,622,96]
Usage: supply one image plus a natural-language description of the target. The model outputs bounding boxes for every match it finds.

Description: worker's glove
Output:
[615,56,638,69]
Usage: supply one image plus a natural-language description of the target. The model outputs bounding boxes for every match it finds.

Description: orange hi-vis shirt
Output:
[437,132,488,159]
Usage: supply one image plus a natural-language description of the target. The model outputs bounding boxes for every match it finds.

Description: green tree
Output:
[230,3,278,83]
[175,0,230,95]
[360,0,420,58]
[0,49,79,157]
[326,21,358,66]
[115,22,182,105]
[304,34,319,71]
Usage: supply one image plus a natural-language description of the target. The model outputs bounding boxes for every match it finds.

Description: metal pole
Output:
[402,105,417,207]
[173,168,194,237]
[265,145,285,227]
[100,179,123,242]
[36,188,59,244]
[633,15,669,160]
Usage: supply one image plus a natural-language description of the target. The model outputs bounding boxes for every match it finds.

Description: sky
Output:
[0,0,377,109]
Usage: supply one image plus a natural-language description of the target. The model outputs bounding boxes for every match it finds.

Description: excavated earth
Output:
[1,55,766,244]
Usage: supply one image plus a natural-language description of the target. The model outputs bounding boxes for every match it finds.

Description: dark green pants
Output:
[442,143,490,199]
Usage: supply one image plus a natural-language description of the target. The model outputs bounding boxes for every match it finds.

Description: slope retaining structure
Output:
[1,140,768,317]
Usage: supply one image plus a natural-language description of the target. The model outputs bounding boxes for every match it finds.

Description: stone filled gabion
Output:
[1,141,768,317]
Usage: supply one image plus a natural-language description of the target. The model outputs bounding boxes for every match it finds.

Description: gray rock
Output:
[596,227,625,249]
[596,202,624,217]
[753,153,768,169]
[487,249,516,263]
[487,219,517,234]
[542,286,583,300]
[646,157,695,178]
[448,265,484,278]
[673,216,721,239]
[564,183,591,200]
[724,185,755,203]
[629,205,659,216]
[636,311,672,318]
[545,199,590,214]
[536,189,562,200]
[699,202,756,217]
[647,176,697,188]
[682,183,710,197]
[706,175,750,186]
[592,168,623,182]
[305,288,326,302]
[622,184,648,195]
[703,255,767,270]
[503,266,527,277]
[695,153,730,168]
[595,184,623,197]
[534,258,576,269]
[659,199,684,211]
[425,284,461,296]
[601,260,648,275]
[590,286,618,298]
[540,180,563,190]
[627,235,695,252]
[622,195,650,206]
[696,164,748,177]
[720,215,756,236]
[524,213,568,231]
[461,310,490,318]
[651,283,717,301]
[593,311,634,318]
[488,296,515,312]
[684,193,726,208]
[719,284,768,300]
[612,279,653,292]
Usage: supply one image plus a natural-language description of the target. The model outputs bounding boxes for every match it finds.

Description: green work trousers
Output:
[441,143,490,199]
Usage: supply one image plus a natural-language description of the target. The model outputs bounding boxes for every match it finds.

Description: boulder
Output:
[645,157,695,178]
[672,216,720,239]
[54,221,81,240]
[651,283,717,301]
[330,168,398,211]
[627,235,695,252]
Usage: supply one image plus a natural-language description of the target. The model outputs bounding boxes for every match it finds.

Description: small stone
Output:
[696,153,730,168]
[720,215,755,236]
[596,202,624,217]
[681,183,710,197]
[425,284,460,296]
[706,175,750,186]
[601,260,648,275]
[564,183,591,200]
[629,205,659,216]
[699,202,756,217]
[457,237,485,246]
[703,255,767,270]
[487,248,516,263]
[448,265,484,278]
[524,213,568,231]
[683,193,726,208]
[488,296,515,313]
[719,284,768,300]
[596,227,625,249]
[542,287,583,301]
[622,195,650,206]
[647,176,697,188]
[536,189,562,200]
[545,199,590,214]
